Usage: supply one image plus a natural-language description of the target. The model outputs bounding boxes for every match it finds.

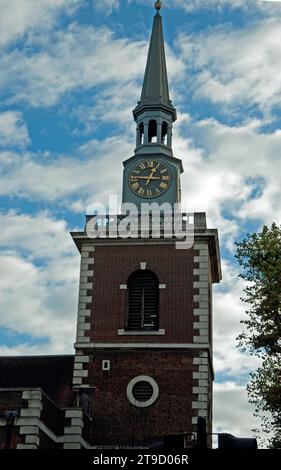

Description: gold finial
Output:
[155,1,162,12]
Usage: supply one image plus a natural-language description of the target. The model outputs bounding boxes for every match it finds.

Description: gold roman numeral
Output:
[138,163,146,170]
[138,187,145,195]
[147,161,154,168]
[159,182,168,189]
[162,175,170,181]
[132,182,140,189]
[146,189,152,197]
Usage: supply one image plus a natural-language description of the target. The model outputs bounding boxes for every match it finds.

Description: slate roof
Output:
[0,355,75,407]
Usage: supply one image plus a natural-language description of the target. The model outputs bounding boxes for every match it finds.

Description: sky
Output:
[1,0,281,445]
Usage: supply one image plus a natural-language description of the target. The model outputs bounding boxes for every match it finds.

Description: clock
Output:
[128,159,171,198]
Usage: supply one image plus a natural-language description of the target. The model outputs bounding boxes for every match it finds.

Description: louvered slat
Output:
[132,381,153,402]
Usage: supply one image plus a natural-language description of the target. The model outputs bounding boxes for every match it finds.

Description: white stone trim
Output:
[118,329,165,336]
[198,379,208,387]
[19,424,39,434]
[80,283,93,289]
[193,240,210,384]
[192,386,208,394]
[25,435,40,445]
[80,270,94,277]
[74,355,90,363]
[64,443,81,449]
[193,372,208,380]
[120,284,127,290]
[194,308,208,315]
[73,377,83,386]
[16,402,91,449]
[64,426,83,434]
[192,401,208,409]
[193,322,208,330]
[75,342,211,349]
[192,350,210,430]
[78,309,91,316]
[73,370,88,378]
[21,408,41,418]
[159,284,166,289]
[81,245,95,253]
[193,336,209,343]
[127,375,159,408]
[76,336,90,343]
[77,323,90,331]
[193,358,208,366]
[140,262,147,270]
[79,296,92,303]
[75,245,93,351]
[17,444,37,449]
[194,294,208,301]
[22,390,42,400]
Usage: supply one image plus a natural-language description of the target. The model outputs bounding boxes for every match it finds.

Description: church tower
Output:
[71,2,221,448]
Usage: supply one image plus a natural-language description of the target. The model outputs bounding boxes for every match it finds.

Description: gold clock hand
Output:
[145,168,156,186]
[133,176,160,180]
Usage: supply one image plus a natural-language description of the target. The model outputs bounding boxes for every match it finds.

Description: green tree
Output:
[235,223,281,447]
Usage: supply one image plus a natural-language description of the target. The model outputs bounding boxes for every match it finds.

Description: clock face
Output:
[128,159,171,199]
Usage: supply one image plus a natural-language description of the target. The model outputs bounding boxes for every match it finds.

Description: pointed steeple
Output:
[133,3,177,156]
[134,2,176,121]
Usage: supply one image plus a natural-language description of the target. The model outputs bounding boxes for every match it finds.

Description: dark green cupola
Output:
[122,2,183,207]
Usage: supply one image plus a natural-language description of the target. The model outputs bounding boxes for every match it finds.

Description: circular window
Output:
[127,375,159,408]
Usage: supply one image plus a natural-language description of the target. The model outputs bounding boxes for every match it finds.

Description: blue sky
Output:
[1,0,281,443]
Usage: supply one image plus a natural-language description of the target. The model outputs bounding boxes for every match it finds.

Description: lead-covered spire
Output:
[133,3,177,155]
[134,3,176,120]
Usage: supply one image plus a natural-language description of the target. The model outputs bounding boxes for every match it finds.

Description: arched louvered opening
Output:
[132,381,153,402]
[148,119,157,143]
[126,270,159,331]
[161,121,168,145]
[139,122,144,145]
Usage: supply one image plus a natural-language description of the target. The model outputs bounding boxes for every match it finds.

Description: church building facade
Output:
[0,2,221,449]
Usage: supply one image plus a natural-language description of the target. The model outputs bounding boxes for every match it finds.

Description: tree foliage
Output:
[235,223,281,447]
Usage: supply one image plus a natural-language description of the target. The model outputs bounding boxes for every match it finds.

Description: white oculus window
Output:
[126,375,159,408]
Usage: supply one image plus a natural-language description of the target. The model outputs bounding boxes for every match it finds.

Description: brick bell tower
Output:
[71,2,221,448]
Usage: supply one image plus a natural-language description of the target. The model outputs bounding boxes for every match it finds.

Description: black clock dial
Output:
[128,159,171,198]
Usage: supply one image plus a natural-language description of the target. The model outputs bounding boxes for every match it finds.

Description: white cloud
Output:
[0,211,73,259]
[0,211,80,353]
[0,24,147,107]
[174,115,281,229]
[177,17,281,116]
[213,381,261,442]
[94,0,119,15]
[0,137,130,208]
[213,260,261,377]
[0,0,81,48]
[136,0,275,13]
[0,111,30,148]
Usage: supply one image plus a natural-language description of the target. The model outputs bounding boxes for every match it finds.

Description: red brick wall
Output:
[88,243,196,343]
[0,391,23,414]
[88,349,199,446]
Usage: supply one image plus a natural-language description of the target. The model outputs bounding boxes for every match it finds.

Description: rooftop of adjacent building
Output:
[0,355,75,408]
